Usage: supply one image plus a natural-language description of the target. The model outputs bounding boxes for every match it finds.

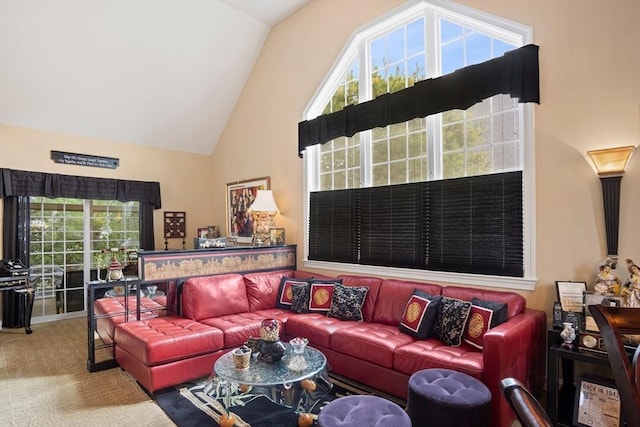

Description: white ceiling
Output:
[0,0,308,155]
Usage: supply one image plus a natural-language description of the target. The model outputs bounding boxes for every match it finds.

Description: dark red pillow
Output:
[463,298,508,349]
[276,277,309,309]
[308,281,336,312]
[399,289,442,338]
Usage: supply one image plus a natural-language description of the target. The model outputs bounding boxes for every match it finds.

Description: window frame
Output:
[302,0,536,290]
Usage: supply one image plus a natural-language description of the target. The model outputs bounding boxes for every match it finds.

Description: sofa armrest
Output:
[482,308,547,427]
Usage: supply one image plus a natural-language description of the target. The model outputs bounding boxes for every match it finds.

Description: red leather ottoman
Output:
[114,316,225,393]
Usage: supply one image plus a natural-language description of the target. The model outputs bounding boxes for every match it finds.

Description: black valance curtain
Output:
[309,171,523,277]
[298,44,539,156]
[1,168,161,258]
[0,168,161,208]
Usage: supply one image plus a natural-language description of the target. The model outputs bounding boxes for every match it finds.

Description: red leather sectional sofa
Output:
[102,269,546,427]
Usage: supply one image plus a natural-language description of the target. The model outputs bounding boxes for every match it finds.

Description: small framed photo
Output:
[556,281,587,312]
[197,227,208,239]
[583,291,624,317]
[573,375,621,427]
[270,228,285,245]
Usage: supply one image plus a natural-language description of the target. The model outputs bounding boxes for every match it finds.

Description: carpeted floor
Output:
[0,317,174,427]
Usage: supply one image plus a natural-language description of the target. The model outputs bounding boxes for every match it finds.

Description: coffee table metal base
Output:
[212,345,331,413]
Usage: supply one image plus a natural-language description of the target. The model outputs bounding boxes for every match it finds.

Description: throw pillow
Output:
[291,283,311,314]
[399,290,443,339]
[431,296,472,347]
[471,297,508,327]
[327,283,369,321]
[463,298,508,349]
[276,277,309,309]
[308,281,336,313]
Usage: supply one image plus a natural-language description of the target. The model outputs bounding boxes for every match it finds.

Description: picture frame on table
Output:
[573,375,621,427]
[556,281,587,313]
[225,177,270,244]
[270,228,285,245]
[583,291,624,317]
[197,227,208,239]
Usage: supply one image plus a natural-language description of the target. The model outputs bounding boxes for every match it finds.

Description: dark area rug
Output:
[155,376,345,427]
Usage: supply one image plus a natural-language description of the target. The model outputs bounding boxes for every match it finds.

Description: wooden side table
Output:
[546,329,611,426]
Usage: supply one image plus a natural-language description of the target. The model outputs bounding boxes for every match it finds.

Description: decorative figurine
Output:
[594,257,621,295]
[625,258,640,307]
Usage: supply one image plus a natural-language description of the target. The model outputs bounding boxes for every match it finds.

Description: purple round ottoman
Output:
[408,369,491,427]
[318,395,411,427]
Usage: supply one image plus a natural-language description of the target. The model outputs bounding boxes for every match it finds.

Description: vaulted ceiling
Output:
[0,0,308,155]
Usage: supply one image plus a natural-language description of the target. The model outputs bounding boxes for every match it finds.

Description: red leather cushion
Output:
[393,339,483,377]
[330,323,415,368]
[372,279,443,325]
[114,316,224,365]
[182,274,249,321]
[284,314,356,348]
[244,270,292,311]
[201,312,265,348]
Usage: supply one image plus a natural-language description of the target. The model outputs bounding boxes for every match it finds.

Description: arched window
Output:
[302,1,536,290]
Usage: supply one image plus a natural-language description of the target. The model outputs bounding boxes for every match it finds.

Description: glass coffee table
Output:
[212,343,330,412]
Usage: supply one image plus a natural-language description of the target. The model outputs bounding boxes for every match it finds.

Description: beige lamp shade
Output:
[587,146,635,176]
[248,190,279,213]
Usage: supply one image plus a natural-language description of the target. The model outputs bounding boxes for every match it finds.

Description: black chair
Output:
[589,304,640,427]
[500,377,552,427]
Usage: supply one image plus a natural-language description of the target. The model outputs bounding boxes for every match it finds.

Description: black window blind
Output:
[308,171,523,277]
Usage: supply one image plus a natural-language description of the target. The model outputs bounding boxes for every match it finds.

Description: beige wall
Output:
[2,1,639,319]
[0,125,215,251]
[211,0,640,315]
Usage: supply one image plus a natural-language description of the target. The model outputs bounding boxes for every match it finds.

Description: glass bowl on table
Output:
[290,337,309,354]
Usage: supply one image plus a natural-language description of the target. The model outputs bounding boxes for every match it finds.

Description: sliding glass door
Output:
[29,197,139,321]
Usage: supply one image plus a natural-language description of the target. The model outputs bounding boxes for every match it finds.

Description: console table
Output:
[137,244,297,282]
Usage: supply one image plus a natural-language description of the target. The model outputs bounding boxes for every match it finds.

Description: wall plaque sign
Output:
[51,150,119,169]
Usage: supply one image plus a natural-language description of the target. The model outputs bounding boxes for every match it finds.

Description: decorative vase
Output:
[260,318,281,342]
[560,322,576,348]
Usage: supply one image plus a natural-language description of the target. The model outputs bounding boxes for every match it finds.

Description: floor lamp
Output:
[587,146,635,263]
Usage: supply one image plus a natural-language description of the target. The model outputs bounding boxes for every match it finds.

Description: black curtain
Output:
[298,44,539,156]
[1,168,161,256]
[309,171,523,277]
[2,196,30,264]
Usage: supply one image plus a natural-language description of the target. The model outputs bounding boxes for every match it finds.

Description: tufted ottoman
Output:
[407,368,491,427]
[318,395,411,427]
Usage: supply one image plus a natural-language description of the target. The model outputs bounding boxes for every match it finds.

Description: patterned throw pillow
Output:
[308,281,336,313]
[291,283,311,313]
[463,298,508,349]
[276,277,309,309]
[399,289,443,339]
[327,283,369,321]
[431,296,472,347]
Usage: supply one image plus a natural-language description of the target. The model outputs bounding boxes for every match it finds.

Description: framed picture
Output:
[225,177,270,244]
[583,292,624,317]
[573,375,621,427]
[556,281,587,312]
[197,227,208,239]
[270,228,285,245]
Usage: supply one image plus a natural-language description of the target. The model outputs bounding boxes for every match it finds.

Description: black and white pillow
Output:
[431,296,472,347]
[291,282,311,314]
[327,283,369,321]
